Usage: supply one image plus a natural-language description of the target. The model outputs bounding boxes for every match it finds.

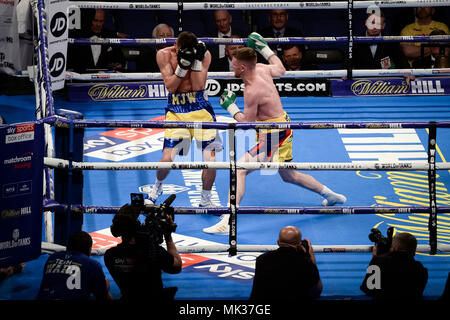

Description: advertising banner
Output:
[0,0,20,75]
[45,0,70,91]
[0,122,44,267]
[332,77,450,97]
[66,78,331,102]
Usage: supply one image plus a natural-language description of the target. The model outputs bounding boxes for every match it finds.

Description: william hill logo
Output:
[88,84,148,101]
[351,79,408,96]
[350,79,446,96]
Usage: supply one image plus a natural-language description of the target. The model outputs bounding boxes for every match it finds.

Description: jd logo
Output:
[50,12,67,37]
[206,79,220,96]
[49,52,66,77]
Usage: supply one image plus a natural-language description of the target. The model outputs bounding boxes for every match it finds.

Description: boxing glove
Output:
[247,32,275,61]
[175,46,196,78]
[220,89,241,118]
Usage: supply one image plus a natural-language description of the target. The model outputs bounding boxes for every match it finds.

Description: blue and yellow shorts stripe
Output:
[248,112,293,162]
[164,90,222,153]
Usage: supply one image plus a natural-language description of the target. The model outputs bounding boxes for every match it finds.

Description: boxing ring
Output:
[1,0,450,300]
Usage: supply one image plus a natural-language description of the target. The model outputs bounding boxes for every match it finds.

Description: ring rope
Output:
[42,199,450,215]
[44,116,450,129]
[69,35,450,46]
[69,0,450,11]
[65,68,450,80]
[44,158,450,172]
[41,242,450,255]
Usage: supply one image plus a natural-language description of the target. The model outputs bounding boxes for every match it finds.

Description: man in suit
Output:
[208,10,246,64]
[258,9,303,60]
[209,35,244,71]
[67,9,125,73]
[353,11,410,70]
[136,23,175,72]
[281,44,317,71]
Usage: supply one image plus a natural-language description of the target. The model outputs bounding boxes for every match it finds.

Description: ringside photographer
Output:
[360,230,428,300]
[250,225,322,301]
[104,193,182,302]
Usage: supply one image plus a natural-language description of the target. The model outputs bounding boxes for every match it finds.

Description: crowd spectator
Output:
[400,7,450,66]
[258,9,304,59]
[412,29,450,68]
[250,226,322,300]
[360,232,428,300]
[210,35,244,71]
[136,23,175,72]
[353,11,410,70]
[104,204,182,301]
[67,9,125,73]
[208,10,246,62]
[281,44,316,71]
[36,231,112,300]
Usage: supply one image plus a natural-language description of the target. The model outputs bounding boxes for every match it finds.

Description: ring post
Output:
[228,125,237,256]
[54,109,84,246]
[427,121,437,255]
[346,0,354,79]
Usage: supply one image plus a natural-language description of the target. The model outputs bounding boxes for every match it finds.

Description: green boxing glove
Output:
[220,89,241,118]
[247,32,275,61]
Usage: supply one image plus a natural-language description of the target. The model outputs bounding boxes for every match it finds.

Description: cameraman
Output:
[250,225,322,301]
[104,204,182,301]
[361,232,428,300]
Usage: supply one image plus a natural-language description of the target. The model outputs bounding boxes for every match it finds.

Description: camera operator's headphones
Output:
[110,204,141,238]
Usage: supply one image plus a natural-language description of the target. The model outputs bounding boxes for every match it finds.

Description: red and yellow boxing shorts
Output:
[248,111,293,162]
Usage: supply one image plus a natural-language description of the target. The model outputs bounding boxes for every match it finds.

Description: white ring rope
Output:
[44,157,450,171]
[69,1,450,11]
[65,69,450,81]
[41,242,450,255]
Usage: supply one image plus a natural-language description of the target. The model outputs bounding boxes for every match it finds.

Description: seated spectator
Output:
[136,23,175,72]
[412,29,450,68]
[250,226,322,301]
[360,232,428,300]
[400,7,450,66]
[37,231,112,300]
[258,9,304,59]
[281,44,317,71]
[353,11,410,70]
[67,9,125,73]
[210,35,244,71]
[208,10,246,62]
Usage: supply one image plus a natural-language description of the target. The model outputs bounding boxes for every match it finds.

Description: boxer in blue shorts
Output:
[146,31,221,207]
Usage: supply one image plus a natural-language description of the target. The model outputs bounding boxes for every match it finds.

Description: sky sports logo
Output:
[83,116,166,161]
[83,115,231,161]
[5,123,35,144]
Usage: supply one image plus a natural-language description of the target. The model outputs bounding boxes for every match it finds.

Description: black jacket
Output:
[353,41,410,70]
[360,251,428,300]
[67,28,125,73]
[250,246,320,301]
